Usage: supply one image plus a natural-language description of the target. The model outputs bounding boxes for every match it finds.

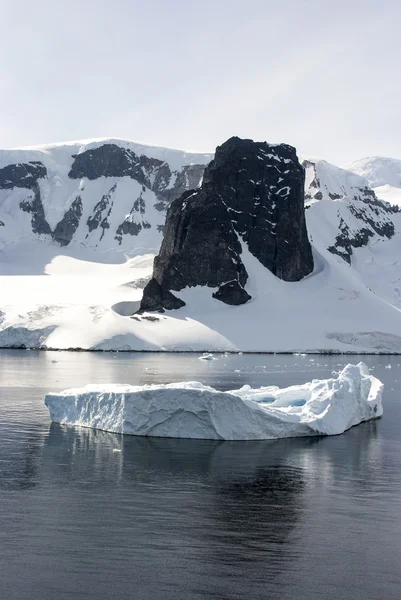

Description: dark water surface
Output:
[0,350,400,600]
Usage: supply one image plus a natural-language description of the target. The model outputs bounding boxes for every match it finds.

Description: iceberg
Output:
[199,353,215,360]
[44,363,383,440]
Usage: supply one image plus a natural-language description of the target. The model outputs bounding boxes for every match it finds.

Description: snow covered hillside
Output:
[346,156,401,207]
[1,137,401,353]
[0,138,212,257]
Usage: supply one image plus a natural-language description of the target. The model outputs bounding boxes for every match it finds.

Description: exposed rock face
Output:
[212,281,251,305]
[0,161,46,189]
[0,141,208,251]
[69,143,206,214]
[153,164,206,212]
[87,184,116,233]
[327,202,395,265]
[19,190,52,236]
[0,161,52,236]
[53,197,83,246]
[136,279,185,313]
[153,188,248,291]
[69,144,149,184]
[304,159,397,264]
[140,136,313,311]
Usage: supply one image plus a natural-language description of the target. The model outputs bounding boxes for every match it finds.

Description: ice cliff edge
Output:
[45,363,382,440]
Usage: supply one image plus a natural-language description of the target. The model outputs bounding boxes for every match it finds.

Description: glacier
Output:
[44,362,383,440]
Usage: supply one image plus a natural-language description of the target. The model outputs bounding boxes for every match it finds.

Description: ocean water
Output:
[0,350,400,600]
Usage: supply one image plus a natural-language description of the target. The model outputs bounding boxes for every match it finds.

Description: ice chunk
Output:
[44,363,383,440]
[199,353,215,361]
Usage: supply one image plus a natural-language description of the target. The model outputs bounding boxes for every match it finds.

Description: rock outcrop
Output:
[68,143,206,217]
[303,159,397,264]
[0,161,52,236]
[0,140,209,252]
[140,136,314,311]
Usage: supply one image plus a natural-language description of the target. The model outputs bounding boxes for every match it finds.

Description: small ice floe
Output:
[199,353,215,361]
[45,363,383,441]
[112,449,121,453]
[385,365,392,369]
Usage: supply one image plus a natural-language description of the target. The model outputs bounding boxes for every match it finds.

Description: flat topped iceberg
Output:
[44,363,383,440]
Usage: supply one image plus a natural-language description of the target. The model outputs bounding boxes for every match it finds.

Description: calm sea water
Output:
[0,350,400,600]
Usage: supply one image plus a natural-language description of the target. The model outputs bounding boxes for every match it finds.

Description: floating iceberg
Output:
[199,353,215,361]
[44,363,383,440]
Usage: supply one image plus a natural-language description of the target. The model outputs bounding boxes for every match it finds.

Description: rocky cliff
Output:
[303,159,397,264]
[0,139,211,254]
[140,137,314,311]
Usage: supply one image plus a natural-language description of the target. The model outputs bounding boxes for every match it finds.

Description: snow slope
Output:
[346,156,401,207]
[346,156,401,189]
[2,140,401,353]
[44,363,383,440]
[0,138,212,256]
[2,232,401,353]
[303,158,396,262]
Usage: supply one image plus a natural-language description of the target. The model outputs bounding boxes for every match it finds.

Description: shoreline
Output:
[1,346,400,355]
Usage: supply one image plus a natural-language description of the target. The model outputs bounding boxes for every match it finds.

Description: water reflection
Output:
[1,351,401,600]
[42,417,384,494]
[0,427,45,490]
[36,423,389,599]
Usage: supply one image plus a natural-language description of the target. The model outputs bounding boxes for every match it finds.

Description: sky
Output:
[1,0,400,165]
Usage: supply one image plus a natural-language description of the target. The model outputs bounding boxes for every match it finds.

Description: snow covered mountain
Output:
[303,158,398,264]
[346,156,401,207]
[0,139,212,258]
[140,137,314,311]
[1,137,401,353]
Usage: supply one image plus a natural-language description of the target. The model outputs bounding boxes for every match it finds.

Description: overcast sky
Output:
[1,0,400,164]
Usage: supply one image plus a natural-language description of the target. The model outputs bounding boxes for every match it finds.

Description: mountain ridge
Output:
[2,136,401,352]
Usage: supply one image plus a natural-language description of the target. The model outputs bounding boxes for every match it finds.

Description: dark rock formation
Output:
[69,144,204,207]
[68,143,206,244]
[115,218,142,243]
[153,164,206,212]
[152,188,248,291]
[0,161,46,190]
[69,144,148,184]
[140,136,313,312]
[0,144,208,252]
[328,204,395,265]
[87,184,117,233]
[53,197,83,246]
[303,158,397,264]
[136,278,185,313]
[114,194,146,244]
[0,161,52,236]
[20,191,52,236]
[212,281,251,305]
